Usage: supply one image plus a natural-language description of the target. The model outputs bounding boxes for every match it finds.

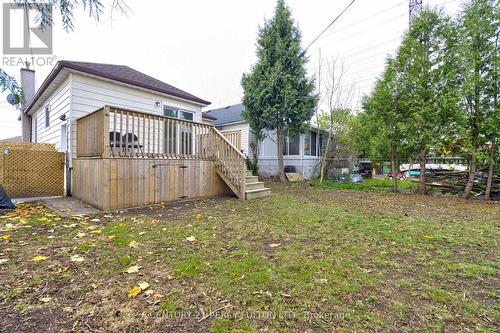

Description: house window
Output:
[162,105,195,155]
[163,106,178,118]
[310,131,317,156]
[180,111,193,121]
[162,105,194,121]
[319,133,327,156]
[283,135,300,156]
[33,117,38,142]
[60,124,67,152]
[304,132,310,156]
[44,105,50,128]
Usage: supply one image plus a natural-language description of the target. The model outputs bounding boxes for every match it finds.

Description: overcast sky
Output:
[0,0,462,139]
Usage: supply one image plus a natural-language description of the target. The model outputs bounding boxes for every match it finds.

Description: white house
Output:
[205,103,327,179]
[22,60,216,193]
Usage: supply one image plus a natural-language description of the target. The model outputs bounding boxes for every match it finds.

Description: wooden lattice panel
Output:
[0,141,57,152]
[0,142,65,198]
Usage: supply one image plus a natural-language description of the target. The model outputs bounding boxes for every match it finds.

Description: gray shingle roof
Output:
[25,60,210,113]
[205,103,245,126]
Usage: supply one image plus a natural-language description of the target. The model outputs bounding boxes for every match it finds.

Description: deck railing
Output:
[211,127,246,199]
[76,106,246,198]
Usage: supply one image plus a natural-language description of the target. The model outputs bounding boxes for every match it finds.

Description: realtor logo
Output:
[2,2,53,55]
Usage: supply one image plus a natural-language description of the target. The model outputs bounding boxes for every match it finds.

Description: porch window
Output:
[319,133,327,156]
[304,131,310,156]
[283,135,300,156]
[310,131,317,156]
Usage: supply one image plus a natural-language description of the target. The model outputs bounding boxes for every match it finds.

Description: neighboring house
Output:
[205,103,327,179]
[20,61,270,208]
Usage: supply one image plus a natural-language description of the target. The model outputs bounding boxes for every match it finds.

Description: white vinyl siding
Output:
[217,122,252,159]
[257,129,323,179]
[30,77,71,151]
[69,73,203,160]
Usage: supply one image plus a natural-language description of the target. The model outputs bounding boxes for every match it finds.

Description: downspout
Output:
[66,73,73,196]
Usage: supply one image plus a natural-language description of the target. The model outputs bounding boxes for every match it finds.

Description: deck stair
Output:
[244,170,271,199]
[210,127,272,200]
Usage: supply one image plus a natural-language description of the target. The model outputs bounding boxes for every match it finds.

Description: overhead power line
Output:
[319,0,406,42]
[303,0,357,54]
[252,0,358,103]
[318,15,406,49]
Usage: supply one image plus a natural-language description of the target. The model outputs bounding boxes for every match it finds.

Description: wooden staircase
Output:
[211,127,271,200]
[244,170,271,199]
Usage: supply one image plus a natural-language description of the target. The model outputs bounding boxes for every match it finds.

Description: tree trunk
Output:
[320,130,333,183]
[462,152,477,199]
[418,148,426,194]
[485,140,495,200]
[391,142,398,193]
[276,127,286,182]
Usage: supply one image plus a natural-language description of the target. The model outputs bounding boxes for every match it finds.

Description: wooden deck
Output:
[74,106,246,209]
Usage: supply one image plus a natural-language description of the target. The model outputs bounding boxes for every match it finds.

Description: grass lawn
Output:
[0,183,498,332]
[311,177,413,191]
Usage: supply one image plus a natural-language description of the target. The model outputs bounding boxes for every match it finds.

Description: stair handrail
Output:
[210,127,246,199]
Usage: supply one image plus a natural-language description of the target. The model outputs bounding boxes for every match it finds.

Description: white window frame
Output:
[33,117,38,142]
[162,104,196,155]
[44,105,50,128]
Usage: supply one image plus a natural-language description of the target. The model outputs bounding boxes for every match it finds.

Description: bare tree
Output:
[318,58,355,183]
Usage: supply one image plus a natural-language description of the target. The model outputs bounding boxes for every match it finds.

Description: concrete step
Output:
[245,187,272,200]
[246,175,259,183]
[245,181,265,191]
[246,170,254,177]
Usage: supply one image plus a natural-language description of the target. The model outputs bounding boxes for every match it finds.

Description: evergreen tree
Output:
[393,9,461,194]
[361,57,406,192]
[241,0,317,182]
[457,0,499,198]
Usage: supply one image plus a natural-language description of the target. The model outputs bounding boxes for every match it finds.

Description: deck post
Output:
[102,106,110,157]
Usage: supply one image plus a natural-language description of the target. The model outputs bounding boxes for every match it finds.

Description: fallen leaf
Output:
[269,243,280,248]
[107,235,116,241]
[40,297,52,303]
[138,282,150,290]
[126,265,141,274]
[0,234,11,240]
[76,232,86,238]
[70,254,85,262]
[186,236,196,242]
[0,259,9,265]
[195,214,204,220]
[128,240,139,248]
[127,282,150,298]
[32,255,48,262]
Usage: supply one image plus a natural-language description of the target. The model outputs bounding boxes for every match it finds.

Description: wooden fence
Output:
[0,142,65,198]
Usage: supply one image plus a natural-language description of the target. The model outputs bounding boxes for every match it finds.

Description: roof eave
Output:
[24,61,211,114]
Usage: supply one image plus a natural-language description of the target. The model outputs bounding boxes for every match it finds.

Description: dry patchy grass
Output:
[0,183,498,332]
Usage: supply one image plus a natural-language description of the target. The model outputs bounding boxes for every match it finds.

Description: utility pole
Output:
[409,0,423,27]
